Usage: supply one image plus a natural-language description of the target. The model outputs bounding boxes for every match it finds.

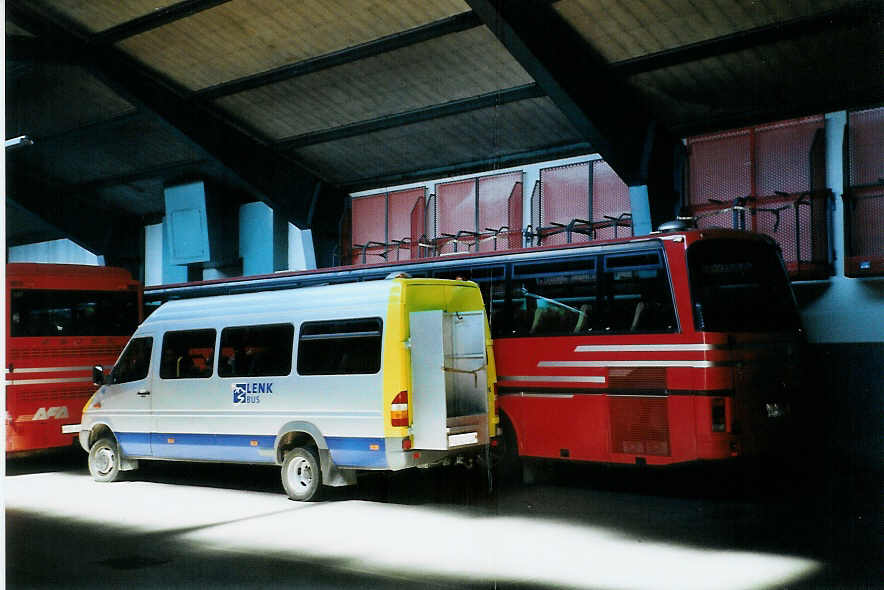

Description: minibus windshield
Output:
[688,240,800,333]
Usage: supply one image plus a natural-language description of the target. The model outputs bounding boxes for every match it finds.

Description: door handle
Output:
[137,390,151,397]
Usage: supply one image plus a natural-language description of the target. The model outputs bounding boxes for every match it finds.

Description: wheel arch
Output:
[86,423,139,471]
[88,422,117,449]
[274,421,356,488]
[274,421,328,464]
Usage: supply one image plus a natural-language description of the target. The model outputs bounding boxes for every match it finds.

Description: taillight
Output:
[711,398,726,432]
[391,390,409,427]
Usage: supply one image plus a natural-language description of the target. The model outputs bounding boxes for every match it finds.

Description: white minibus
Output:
[64,277,497,501]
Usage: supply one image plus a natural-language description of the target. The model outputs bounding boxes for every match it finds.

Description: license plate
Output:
[448,432,478,447]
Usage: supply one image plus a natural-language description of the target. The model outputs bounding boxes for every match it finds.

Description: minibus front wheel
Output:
[282,447,322,501]
[88,437,121,483]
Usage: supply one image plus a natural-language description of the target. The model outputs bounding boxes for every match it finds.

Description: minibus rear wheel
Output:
[282,447,322,501]
[88,437,121,483]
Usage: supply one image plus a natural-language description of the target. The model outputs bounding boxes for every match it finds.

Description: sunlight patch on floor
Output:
[6,472,821,589]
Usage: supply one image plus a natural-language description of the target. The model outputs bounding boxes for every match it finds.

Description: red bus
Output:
[5,264,142,454]
[144,228,802,469]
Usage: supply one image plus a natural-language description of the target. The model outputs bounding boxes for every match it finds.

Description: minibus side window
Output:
[219,324,295,377]
[112,337,153,384]
[160,329,217,379]
[297,318,382,375]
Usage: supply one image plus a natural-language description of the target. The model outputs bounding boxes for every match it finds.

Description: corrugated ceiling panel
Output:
[22,117,204,186]
[291,97,581,185]
[555,0,852,62]
[218,27,531,139]
[119,0,469,90]
[216,26,533,140]
[629,29,882,134]
[29,0,184,33]
[6,64,134,138]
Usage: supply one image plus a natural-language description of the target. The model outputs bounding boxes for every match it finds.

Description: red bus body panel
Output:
[496,234,800,465]
[6,264,141,454]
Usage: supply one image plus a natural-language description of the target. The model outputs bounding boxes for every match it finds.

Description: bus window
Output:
[433,266,506,336]
[111,337,153,384]
[688,240,799,332]
[218,324,294,377]
[160,329,217,379]
[297,318,382,375]
[10,290,139,337]
[601,250,676,333]
[508,258,597,337]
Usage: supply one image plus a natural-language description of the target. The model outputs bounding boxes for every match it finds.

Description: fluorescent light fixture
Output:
[5,135,34,150]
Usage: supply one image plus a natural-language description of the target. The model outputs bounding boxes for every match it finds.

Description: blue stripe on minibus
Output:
[147,433,277,463]
[116,432,388,467]
[116,432,150,456]
[326,436,387,468]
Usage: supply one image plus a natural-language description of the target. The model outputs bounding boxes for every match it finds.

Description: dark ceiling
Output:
[6,0,883,262]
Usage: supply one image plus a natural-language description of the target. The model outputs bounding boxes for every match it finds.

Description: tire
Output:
[88,437,121,483]
[281,447,322,501]
[493,414,522,484]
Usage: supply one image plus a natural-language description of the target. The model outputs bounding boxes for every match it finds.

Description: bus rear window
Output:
[297,318,382,375]
[10,290,139,337]
[688,240,800,333]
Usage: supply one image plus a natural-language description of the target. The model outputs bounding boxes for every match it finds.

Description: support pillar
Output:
[628,185,652,236]
[144,223,164,286]
[239,202,289,276]
[160,217,188,285]
[825,111,847,277]
[288,225,316,271]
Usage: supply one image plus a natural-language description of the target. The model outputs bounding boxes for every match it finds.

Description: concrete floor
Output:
[5,448,880,589]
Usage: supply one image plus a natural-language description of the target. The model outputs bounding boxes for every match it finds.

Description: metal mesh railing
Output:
[844,186,884,276]
[527,214,633,246]
[685,190,832,280]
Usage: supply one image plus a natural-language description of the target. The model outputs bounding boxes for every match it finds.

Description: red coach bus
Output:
[5,264,141,454]
[144,228,802,469]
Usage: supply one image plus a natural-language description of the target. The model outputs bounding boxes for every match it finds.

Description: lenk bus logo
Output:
[232,382,273,404]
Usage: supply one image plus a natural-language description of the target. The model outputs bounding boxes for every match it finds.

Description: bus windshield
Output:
[10,289,139,337]
[688,240,800,333]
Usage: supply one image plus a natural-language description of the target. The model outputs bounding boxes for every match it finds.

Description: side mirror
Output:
[92,365,105,386]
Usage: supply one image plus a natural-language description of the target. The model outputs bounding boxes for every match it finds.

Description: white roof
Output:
[139,279,399,333]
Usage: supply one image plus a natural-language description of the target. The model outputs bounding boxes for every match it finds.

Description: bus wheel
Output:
[282,447,322,501]
[88,437,121,483]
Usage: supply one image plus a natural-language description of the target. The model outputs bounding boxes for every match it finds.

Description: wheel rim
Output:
[94,446,115,475]
[288,456,313,491]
